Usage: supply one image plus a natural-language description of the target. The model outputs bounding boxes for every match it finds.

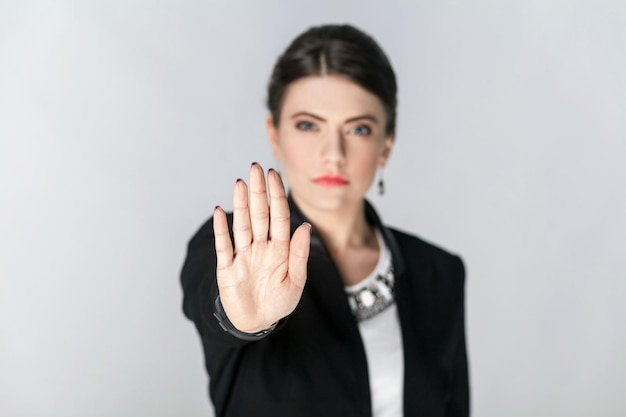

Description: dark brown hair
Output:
[267,24,398,136]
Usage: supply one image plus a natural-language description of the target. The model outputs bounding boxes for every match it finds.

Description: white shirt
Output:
[345,229,404,417]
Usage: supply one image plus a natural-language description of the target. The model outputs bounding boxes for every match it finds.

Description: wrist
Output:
[213,295,278,341]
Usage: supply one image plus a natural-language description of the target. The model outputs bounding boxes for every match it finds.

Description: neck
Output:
[291,194,376,253]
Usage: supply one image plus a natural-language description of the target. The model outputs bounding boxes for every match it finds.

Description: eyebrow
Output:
[290,111,380,124]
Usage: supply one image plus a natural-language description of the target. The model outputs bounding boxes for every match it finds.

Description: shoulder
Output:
[386,226,466,289]
[389,227,463,264]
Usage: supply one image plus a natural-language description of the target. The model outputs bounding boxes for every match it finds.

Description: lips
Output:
[313,175,349,186]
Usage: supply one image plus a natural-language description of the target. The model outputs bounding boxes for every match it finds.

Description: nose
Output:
[320,127,346,165]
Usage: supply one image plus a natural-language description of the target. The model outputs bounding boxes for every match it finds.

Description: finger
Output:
[287,223,312,289]
[213,206,233,271]
[268,168,290,244]
[249,162,270,243]
[232,178,252,253]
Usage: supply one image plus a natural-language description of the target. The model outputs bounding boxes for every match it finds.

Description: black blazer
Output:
[181,196,469,417]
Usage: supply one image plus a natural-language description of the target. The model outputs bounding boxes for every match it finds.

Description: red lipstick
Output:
[313,175,349,186]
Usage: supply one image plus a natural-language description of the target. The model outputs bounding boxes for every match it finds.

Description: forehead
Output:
[280,75,385,120]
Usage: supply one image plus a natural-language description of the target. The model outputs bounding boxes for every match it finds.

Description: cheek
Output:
[276,127,300,156]
[277,137,314,178]
[348,147,383,184]
[353,143,384,166]
[281,141,307,166]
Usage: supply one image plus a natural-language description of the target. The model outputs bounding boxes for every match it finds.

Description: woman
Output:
[181,24,469,417]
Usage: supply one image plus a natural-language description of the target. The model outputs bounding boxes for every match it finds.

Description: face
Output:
[267,75,393,215]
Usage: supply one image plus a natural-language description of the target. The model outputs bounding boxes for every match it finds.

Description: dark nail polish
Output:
[236,178,243,183]
[251,162,259,167]
[214,205,221,211]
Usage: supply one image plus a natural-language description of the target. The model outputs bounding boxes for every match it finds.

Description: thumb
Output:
[287,222,312,289]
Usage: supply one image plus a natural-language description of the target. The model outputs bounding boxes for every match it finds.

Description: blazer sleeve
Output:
[448,256,470,417]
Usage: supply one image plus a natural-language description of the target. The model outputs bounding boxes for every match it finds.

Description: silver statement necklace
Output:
[345,229,395,322]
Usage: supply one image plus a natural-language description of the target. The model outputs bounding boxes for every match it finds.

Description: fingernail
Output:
[251,161,259,167]
[214,205,221,211]
[236,178,243,183]
[303,222,312,235]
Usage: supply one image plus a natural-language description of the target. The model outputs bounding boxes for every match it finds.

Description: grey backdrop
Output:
[1,1,625,416]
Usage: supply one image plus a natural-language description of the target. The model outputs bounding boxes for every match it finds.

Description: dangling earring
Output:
[377,169,385,196]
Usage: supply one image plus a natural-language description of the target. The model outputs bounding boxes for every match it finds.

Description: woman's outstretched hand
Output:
[212,163,312,333]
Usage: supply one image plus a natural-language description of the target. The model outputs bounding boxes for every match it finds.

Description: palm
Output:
[212,163,311,333]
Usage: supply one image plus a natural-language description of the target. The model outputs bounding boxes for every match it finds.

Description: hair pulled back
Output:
[267,24,398,136]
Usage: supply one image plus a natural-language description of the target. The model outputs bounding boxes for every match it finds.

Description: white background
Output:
[1,1,625,416]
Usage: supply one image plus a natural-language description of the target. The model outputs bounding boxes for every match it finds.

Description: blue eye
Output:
[350,125,372,136]
[296,121,316,131]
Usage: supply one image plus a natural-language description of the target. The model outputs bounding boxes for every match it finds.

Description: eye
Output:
[349,124,372,136]
[296,121,317,132]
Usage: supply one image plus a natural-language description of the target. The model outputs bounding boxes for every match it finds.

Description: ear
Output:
[378,134,394,168]
[266,114,281,159]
